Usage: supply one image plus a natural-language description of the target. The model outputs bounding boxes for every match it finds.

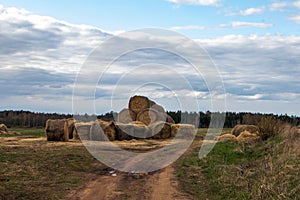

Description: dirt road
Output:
[69,165,191,200]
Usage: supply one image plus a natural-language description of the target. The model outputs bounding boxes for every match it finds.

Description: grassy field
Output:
[0,128,101,200]
[175,130,300,199]
[1,128,299,199]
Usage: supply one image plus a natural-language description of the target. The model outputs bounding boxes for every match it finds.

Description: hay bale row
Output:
[46,118,195,141]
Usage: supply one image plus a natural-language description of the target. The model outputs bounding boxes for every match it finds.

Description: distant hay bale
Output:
[171,124,195,139]
[137,108,164,126]
[45,119,69,142]
[237,130,260,144]
[0,124,8,132]
[129,95,151,114]
[218,134,237,142]
[74,122,93,140]
[231,125,259,137]
[118,108,137,123]
[149,121,172,139]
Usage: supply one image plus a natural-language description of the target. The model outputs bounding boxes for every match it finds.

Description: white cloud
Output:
[166,0,219,6]
[170,25,206,30]
[1,5,300,115]
[293,1,300,9]
[289,14,300,23]
[269,2,289,11]
[231,21,273,28]
[0,4,111,73]
[240,7,264,15]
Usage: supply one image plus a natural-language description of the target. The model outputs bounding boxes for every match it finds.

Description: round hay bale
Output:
[129,95,151,114]
[73,127,79,140]
[0,124,8,132]
[137,108,165,126]
[231,125,259,137]
[150,103,165,113]
[45,119,69,142]
[114,122,134,141]
[166,115,175,124]
[118,108,137,123]
[97,120,116,141]
[66,118,75,139]
[129,121,149,139]
[74,122,93,140]
[218,134,237,142]
[149,121,172,139]
[237,130,260,144]
[171,124,195,139]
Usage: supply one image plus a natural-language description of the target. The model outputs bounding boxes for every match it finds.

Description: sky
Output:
[0,0,300,115]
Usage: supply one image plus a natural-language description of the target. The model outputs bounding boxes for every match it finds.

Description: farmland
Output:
[0,127,299,199]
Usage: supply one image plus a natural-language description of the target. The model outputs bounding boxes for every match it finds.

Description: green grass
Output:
[175,134,300,200]
[1,127,45,137]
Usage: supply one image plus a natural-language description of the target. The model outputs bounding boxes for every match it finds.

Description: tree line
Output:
[0,110,299,128]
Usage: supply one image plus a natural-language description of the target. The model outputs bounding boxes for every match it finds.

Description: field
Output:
[0,128,299,199]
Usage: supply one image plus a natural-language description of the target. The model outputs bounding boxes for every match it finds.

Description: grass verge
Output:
[175,131,300,199]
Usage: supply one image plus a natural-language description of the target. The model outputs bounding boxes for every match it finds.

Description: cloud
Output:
[0,5,300,115]
[269,2,289,11]
[170,25,206,30]
[166,0,219,6]
[231,21,273,28]
[239,7,265,15]
[196,35,300,108]
[293,1,300,9]
[289,14,300,23]
[0,4,111,73]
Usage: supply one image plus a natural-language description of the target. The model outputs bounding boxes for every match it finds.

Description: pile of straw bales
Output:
[114,95,194,140]
[45,95,195,142]
[218,124,261,144]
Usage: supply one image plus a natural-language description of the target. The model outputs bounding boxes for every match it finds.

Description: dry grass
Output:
[175,126,300,199]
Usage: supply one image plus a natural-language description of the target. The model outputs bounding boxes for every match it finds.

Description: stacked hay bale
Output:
[45,119,69,142]
[114,95,177,140]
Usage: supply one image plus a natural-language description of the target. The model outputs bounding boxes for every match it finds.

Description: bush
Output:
[257,116,284,140]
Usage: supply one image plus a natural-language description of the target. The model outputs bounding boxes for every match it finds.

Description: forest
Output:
[0,110,299,129]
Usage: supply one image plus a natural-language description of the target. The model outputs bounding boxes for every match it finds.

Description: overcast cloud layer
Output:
[0,5,299,115]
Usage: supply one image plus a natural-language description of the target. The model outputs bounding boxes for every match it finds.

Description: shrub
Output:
[257,116,284,140]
